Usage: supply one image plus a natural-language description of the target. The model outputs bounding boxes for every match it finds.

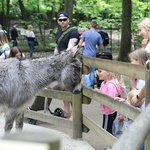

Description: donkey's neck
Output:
[30,53,73,90]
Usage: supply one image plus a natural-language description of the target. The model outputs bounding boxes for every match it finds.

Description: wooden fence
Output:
[2,56,149,149]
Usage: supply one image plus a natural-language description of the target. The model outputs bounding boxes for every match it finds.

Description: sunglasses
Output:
[58,18,67,22]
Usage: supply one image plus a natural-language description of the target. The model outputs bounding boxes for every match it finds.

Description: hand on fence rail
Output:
[114,97,126,102]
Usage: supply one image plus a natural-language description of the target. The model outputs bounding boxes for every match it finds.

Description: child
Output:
[8,46,25,59]
[112,74,127,139]
[116,49,148,108]
[0,32,10,59]
[94,70,123,135]
[115,49,148,133]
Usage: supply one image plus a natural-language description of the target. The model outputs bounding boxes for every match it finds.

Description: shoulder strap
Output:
[57,27,76,45]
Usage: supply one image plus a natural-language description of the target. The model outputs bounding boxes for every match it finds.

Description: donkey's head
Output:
[70,45,83,61]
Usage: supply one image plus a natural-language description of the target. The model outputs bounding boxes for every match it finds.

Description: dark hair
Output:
[9,47,24,59]
[90,20,98,29]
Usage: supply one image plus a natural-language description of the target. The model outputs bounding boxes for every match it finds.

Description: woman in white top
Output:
[26,25,35,58]
[130,18,150,105]
[137,17,150,54]
[0,32,10,59]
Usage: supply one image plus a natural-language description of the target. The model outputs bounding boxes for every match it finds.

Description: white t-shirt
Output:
[145,42,150,53]
[26,30,35,38]
[136,79,145,110]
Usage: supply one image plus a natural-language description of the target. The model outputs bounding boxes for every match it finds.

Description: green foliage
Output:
[1,0,149,52]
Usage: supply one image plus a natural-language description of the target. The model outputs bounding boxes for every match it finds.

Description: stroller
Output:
[27,96,65,125]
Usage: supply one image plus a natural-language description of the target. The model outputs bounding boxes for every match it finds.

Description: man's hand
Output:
[54,47,59,55]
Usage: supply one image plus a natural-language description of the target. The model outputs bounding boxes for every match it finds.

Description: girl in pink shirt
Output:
[95,69,123,134]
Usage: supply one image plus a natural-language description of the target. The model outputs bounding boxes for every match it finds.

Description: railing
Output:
[4,56,149,149]
[0,131,60,150]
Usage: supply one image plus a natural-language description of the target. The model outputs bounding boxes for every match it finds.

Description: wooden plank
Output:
[83,115,117,147]
[24,110,73,129]
[82,56,145,79]
[0,140,50,150]
[38,88,72,102]
[83,86,141,120]
[82,95,92,104]
[2,131,60,150]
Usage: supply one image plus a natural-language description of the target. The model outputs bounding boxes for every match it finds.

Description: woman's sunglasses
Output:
[58,18,67,22]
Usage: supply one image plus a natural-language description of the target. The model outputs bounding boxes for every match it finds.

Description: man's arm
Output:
[54,45,59,55]
[78,39,84,48]
[67,38,78,50]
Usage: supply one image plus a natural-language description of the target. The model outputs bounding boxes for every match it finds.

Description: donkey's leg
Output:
[5,109,17,132]
[15,112,24,131]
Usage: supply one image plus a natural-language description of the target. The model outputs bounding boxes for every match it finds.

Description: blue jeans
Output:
[141,145,144,150]
[28,41,35,57]
[89,67,95,88]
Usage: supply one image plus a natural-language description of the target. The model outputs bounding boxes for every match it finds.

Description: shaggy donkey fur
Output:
[0,46,82,132]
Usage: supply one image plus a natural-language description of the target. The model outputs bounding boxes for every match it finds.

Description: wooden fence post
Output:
[72,92,82,139]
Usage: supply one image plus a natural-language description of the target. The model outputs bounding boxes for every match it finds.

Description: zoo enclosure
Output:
[1,56,150,149]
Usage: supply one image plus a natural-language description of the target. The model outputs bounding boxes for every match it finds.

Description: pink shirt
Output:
[99,79,123,115]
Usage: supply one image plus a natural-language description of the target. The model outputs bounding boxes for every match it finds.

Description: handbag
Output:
[34,40,39,46]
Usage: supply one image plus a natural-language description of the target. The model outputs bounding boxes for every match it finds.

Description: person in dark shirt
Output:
[54,11,79,55]
[10,22,19,47]
[54,11,79,119]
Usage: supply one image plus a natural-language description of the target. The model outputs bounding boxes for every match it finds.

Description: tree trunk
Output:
[6,0,10,32]
[118,0,132,62]
[64,0,74,22]
[1,0,4,26]
[18,0,27,21]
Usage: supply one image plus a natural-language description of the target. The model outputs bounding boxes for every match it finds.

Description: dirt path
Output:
[0,113,95,150]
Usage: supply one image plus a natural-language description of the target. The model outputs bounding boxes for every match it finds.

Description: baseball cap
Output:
[57,11,69,19]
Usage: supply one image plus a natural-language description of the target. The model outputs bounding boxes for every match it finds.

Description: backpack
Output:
[98,30,109,46]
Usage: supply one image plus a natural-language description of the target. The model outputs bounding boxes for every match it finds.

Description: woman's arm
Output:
[130,85,145,106]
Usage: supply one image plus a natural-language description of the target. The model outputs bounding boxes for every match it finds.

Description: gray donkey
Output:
[0,46,82,132]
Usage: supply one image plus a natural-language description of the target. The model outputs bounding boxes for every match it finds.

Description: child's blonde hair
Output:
[128,48,148,65]
[27,25,33,31]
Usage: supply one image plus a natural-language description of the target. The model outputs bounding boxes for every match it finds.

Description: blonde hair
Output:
[128,48,148,65]
[27,25,33,31]
[137,17,150,30]
[0,32,9,46]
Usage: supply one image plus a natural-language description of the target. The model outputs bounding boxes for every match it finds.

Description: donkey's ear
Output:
[71,45,83,58]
